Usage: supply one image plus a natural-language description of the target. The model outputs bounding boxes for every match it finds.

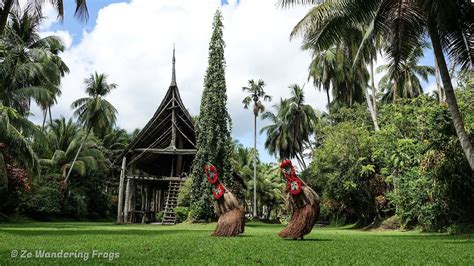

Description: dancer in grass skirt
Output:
[205,163,245,236]
[278,159,320,240]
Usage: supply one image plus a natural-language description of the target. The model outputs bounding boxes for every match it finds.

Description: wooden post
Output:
[142,185,149,224]
[130,180,136,223]
[130,180,135,211]
[117,157,126,224]
[150,188,155,213]
[141,184,145,211]
[176,137,183,175]
[154,189,159,212]
[157,189,162,212]
[124,178,131,223]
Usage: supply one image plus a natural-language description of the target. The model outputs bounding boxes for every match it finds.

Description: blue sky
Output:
[36,0,438,165]
[48,0,124,45]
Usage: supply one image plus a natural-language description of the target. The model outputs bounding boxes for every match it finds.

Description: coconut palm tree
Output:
[0,0,89,36]
[101,127,131,152]
[308,46,336,111]
[46,117,80,152]
[246,163,284,219]
[40,119,102,178]
[0,104,42,172]
[0,9,68,117]
[66,72,117,184]
[242,79,272,218]
[285,84,317,168]
[377,45,435,102]
[261,99,291,160]
[100,127,132,166]
[282,0,474,170]
[303,27,368,109]
[261,88,316,170]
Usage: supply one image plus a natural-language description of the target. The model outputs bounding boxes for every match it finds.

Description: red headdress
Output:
[279,159,302,195]
[204,163,226,199]
[213,183,225,200]
[204,163,219,184]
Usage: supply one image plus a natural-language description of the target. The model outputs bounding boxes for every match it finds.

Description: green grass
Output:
[0,221,473,265]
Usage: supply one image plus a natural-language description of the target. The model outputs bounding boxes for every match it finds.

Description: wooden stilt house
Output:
[115,48,196,224]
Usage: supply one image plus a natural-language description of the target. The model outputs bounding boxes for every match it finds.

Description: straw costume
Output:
[204,163,245,237]
[278,159,320,240]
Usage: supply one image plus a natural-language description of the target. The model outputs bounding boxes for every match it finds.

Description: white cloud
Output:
[39,30,73,49]
[32,0,327,162]
[38,3,58,30]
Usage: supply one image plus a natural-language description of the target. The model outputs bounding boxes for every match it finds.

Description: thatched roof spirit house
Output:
[115,48,196,225]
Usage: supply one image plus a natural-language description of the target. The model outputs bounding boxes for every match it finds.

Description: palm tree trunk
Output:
[49,106,53,124]
[370,60,377,115]
[326,88,331,113]
[42,110,47,132]
[0,0,14,36]
[365,87,380,131]
[64,127,92,184]
[428,21,474,171]
[434,57,443,103]
[392,78,397,103]
[349,89,353,107]
[253,113,257,218]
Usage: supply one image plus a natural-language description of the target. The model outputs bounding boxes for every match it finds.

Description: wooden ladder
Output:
[162,180,183,225]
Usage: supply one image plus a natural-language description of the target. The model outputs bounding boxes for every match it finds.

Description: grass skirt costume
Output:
[278,159,320,240]
[205,164,245,237]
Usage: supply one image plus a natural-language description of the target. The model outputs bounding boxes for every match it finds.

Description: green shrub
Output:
[380,215,401,229]
[155,211,164,222]
[188,199,213,222]
[20,178,62,218]
[447,223,474,235]
[174,207,189,223]
[304,93,474,231]
[177,178,192,207]
[305,122,383,225]
[62,189,88,218]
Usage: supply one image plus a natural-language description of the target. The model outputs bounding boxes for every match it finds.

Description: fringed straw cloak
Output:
[278,160,320,240]
[212,187,245,237]
[204,163,245,237]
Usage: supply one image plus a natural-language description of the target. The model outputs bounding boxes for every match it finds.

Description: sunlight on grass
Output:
[1,222,473,264]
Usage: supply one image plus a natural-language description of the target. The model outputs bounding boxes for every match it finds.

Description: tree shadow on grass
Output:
[441,240,474,244]
[245,223,283,228]
[282,238,333,242]
[0,222,117,229]
[379,234,473,239]
[0,229,209,237]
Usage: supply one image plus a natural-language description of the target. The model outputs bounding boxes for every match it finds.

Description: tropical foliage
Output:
[0,9,129,220]
[283,0,474,170]
[304,88,474,230]
[261,84,317,169]
[189,9,235,221]
[0,1,472,235]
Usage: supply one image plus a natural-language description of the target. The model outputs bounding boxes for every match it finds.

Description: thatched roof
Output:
[114,48,196,175]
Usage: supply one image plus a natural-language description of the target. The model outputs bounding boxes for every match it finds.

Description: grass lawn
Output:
[0,221,473,265]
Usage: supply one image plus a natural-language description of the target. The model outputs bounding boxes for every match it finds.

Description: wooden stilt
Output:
[142,185,149,224]
[157,189,162,212]
[130,180,135,211]
[117,157,126,224]
[124,178,131,223]
[141,184,145,211]
[155,189,159,212]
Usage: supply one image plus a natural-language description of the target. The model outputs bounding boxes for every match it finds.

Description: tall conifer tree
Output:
[190,9,235,220]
